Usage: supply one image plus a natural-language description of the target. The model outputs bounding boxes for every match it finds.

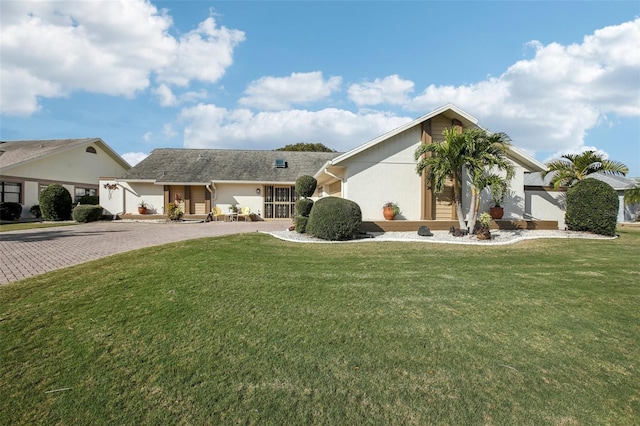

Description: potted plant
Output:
[138,200,148,215]
[382,202,401,220]
[489,183,507,220]
[475,212,492,240]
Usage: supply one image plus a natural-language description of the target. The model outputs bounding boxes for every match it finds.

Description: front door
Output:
[264,185,297,219]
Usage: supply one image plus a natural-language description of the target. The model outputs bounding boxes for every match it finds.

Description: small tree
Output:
[39,184,72,221]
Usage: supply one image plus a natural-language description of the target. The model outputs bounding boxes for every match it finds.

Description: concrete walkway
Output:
[0,220,288,285]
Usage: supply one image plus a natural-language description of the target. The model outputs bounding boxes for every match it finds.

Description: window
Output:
[263,185,297,218]
[75,187,97,202]
[86,146,97,154]
[1,182,22,203]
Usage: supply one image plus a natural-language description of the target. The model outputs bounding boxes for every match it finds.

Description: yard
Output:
[1,228,638,424]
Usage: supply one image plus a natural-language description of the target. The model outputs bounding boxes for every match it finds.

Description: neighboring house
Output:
[525,172,640,227]
[314,104,547,223]
[0,138,130,219]
[99,149,340,219]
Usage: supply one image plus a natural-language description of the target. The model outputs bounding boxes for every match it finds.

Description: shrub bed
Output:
[0,202,22,221]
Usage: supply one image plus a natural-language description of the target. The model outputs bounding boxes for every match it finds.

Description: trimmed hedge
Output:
[72,205,104,223]
[295,198,314,217]
[40,184,73,221]
[307,197,362,241]
[0,202,22,221]
[294,216,309,234]
[78,194,99,205]
[566,178,618,236]
[295,175,317,198]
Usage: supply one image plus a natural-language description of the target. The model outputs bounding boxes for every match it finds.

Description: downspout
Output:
[208,181,218,203]
[113,182,125,220]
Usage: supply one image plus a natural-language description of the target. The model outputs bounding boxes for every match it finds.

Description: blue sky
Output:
[1,0,639,175]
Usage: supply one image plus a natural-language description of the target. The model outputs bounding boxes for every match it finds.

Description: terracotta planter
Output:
[138,207,148,215]
[489,206,504,220]
[383,206,396,220]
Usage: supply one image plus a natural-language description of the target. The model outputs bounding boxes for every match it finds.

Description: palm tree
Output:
[624,185,640,206]
[415,127,469,230]
[624,185,640,221]
[415,127,514,231]
[463,129,514,231]
[542,150,628,189]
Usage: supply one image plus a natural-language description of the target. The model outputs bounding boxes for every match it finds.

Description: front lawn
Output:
[1,229,638,424]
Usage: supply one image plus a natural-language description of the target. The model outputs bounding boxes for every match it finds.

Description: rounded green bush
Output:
[307,196,362,241]
[72,205,104,223]
[566,178,618,236]
[295,198,314,217]
[295,175,317,199]
[294,216,309,234]
[39,184,73,221]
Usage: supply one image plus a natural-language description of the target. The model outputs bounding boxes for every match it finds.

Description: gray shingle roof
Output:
[120,149,341,183]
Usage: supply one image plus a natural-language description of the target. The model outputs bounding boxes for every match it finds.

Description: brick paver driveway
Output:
[0,220,287,284]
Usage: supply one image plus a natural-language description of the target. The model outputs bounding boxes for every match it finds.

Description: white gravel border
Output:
[264,229,617,245]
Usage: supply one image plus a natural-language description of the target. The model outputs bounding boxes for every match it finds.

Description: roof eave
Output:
[330,103,478,166]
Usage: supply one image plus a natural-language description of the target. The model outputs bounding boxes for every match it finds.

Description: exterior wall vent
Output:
[274,159,287,168]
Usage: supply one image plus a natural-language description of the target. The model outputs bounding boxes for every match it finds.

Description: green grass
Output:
[1,229,639,425]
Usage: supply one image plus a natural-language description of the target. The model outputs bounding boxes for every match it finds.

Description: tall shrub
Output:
[294,175,317,234]
[307,197,362,241]
[40,184,72,221]
[295,175,317,198]
[565,178,618,236]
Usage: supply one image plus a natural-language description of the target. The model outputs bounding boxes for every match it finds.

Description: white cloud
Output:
[155,16,245,86]
[179,104,411,151]
[163,123,178,138]
[153,84,178,107]
[405,18,640,157]
[239,72,342,110]
[143,132,153,142]
[121,152,149,166]
[152,84,208,107]
[348,74,414,106]
[0,1,243,115]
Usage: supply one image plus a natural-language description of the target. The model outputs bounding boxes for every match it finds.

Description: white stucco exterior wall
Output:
[212,183,265,217]
[526,190,566,229]
[341,127,422,221]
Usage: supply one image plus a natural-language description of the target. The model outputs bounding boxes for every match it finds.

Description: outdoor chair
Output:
[238,207,251,222]
[206,206,224,222]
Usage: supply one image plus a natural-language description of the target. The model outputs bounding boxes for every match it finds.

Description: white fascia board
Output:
[507,145,547,172]
[212,180,296,185]
[117,179,157,183]
[154,181,211,186]
[329,103,478,166]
